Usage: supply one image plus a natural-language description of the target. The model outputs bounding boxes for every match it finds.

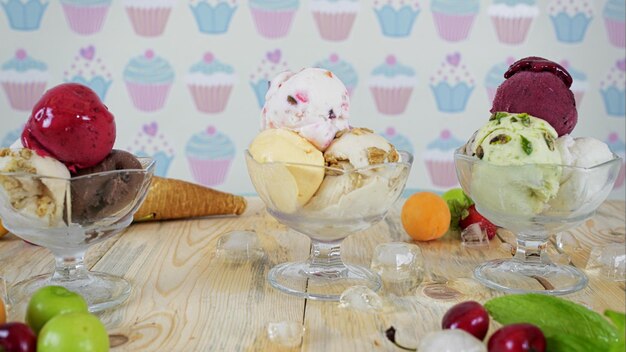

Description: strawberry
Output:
[459,205,498,240]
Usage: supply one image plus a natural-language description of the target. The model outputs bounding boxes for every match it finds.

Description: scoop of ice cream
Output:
[490,57,577,136]
[70,150,143,222]
[0,148,70,226]
[22,83,116,173]
[549,135,616,211]
[468,112,562,216]
[248,128,325,212]
[261,68,350,151]
[324,128,399,170]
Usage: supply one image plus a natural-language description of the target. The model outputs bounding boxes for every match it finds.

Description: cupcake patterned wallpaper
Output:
[1,0,624,199]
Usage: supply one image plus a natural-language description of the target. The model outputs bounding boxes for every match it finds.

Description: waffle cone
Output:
[133,177,247,221]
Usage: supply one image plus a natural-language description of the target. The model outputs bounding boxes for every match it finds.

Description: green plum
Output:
[37,312,109,352]
[441,188,473,229]
[26,286,88,334]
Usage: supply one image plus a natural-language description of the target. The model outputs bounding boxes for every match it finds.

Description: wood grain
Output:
[0,198,623,351]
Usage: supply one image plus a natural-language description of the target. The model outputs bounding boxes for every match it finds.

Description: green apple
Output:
[37,312,109,352]
[26,285,88,334]
[441,188,473,229]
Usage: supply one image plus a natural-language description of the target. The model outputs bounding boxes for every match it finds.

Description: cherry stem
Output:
[385,326,417,351]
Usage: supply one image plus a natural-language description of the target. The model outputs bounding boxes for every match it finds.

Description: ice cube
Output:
[548,252,571,265]
[267,321,304,347]
[586,243,625,281]
[555,233,582,255]
[216,230,264,262]
[338,286,383,311]
[461,223,489,247]
[370,242,424,296]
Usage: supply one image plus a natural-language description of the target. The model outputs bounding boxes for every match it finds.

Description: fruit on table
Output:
[0,219,8,238]
[0,322,37,352]
[487,323,546,352]
[459,205,498,240]
[442,188,473,230]
[37,312,109,352]
[401,192,451,241]
[442,301,490,341]
[26,285,88,334]
[0,296,5,324]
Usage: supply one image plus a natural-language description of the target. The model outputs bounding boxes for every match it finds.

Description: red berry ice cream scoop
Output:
[21,83,116,173]
[490,56,577,137]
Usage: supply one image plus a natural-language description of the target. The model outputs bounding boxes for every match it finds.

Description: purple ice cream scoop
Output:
[490,57,577,136]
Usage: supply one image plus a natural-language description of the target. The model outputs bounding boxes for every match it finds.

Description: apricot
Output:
[401,192,451,241]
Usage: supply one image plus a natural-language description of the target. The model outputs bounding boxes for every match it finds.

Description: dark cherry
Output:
[0,322,36,352]
[488,323,546,352]
[504,57,572,88]
[441,301,490,341]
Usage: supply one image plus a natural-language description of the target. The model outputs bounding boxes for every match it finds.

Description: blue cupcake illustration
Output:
[548,0,593,43]
[430,52,475,113]
[1,126,21,147]
[603,0,625,48]
[380,127,414,155]
[1,0,48,31]
[190,0,237,34]
[249,49,288,108]
[373,0,420,37]
[315,53,358,97]
[605,132,625,189]
[485,57,514,103]
[600,58,625,117]
[63,45,112,101]
[127,121,174,177]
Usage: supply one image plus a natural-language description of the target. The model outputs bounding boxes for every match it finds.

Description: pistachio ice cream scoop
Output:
[468,112,562,216]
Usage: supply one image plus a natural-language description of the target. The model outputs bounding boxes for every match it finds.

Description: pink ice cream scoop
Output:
[490,57,577,137]
[261,68,350,151]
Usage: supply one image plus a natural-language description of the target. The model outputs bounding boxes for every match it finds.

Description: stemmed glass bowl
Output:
[246,150,413,301]
[454,150,622,295]
[0,157,154,312]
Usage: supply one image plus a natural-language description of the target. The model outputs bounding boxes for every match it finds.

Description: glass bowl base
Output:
[268,261,382,301]
[474,259,588,295]
[8,271,131,318]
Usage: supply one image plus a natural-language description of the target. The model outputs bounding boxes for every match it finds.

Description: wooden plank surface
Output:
[0,198,624,351]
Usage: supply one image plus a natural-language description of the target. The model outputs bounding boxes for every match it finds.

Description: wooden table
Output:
[1,198,624,351]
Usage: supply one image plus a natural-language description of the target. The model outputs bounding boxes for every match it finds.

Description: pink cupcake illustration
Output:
[430,52,475,113]
[249,49,289,107]
[314,53,358,97]
[186,52,236,114]
[380,127,414,155]
[249,0,299,39]
[60,0,111,35]
[186,125,235,187]
[603,0,625,48]
[605,132,625,189]
[123,50,175,112]
[125,0,176,37]
[64,45,113,101]
[423,129,464,188]
[488,0,539,45]
[0,49,48,111]
[127,121,175,177]
[310,0,359,41]
[368,55,417,115]
[431,0,479,42]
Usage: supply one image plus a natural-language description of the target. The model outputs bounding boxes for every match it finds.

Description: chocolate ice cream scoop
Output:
[491,57,577,137]
[70,150,144,222]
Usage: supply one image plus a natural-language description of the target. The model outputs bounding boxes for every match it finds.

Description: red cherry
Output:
[0,322,36,352]
[488,323,546,352]
[442,301,490,341]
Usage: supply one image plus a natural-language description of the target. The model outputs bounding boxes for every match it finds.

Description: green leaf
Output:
[485,294,619,350]
[520,135,533,155]
[609,340,625,352]
[604,310,625,337]
[545,333,606,352]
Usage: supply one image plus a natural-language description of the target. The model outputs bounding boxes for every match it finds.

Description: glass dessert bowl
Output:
[246,150,413,301]
[0,157,155,312]
[454,150,622,295]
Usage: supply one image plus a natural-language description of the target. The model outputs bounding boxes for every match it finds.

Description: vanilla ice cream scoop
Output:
[0,148,70,226]
[261,68,350,151]
[248,128,325,213]
[324,128,399,170]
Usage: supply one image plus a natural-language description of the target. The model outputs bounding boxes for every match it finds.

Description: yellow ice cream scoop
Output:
[248,128,325,213]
